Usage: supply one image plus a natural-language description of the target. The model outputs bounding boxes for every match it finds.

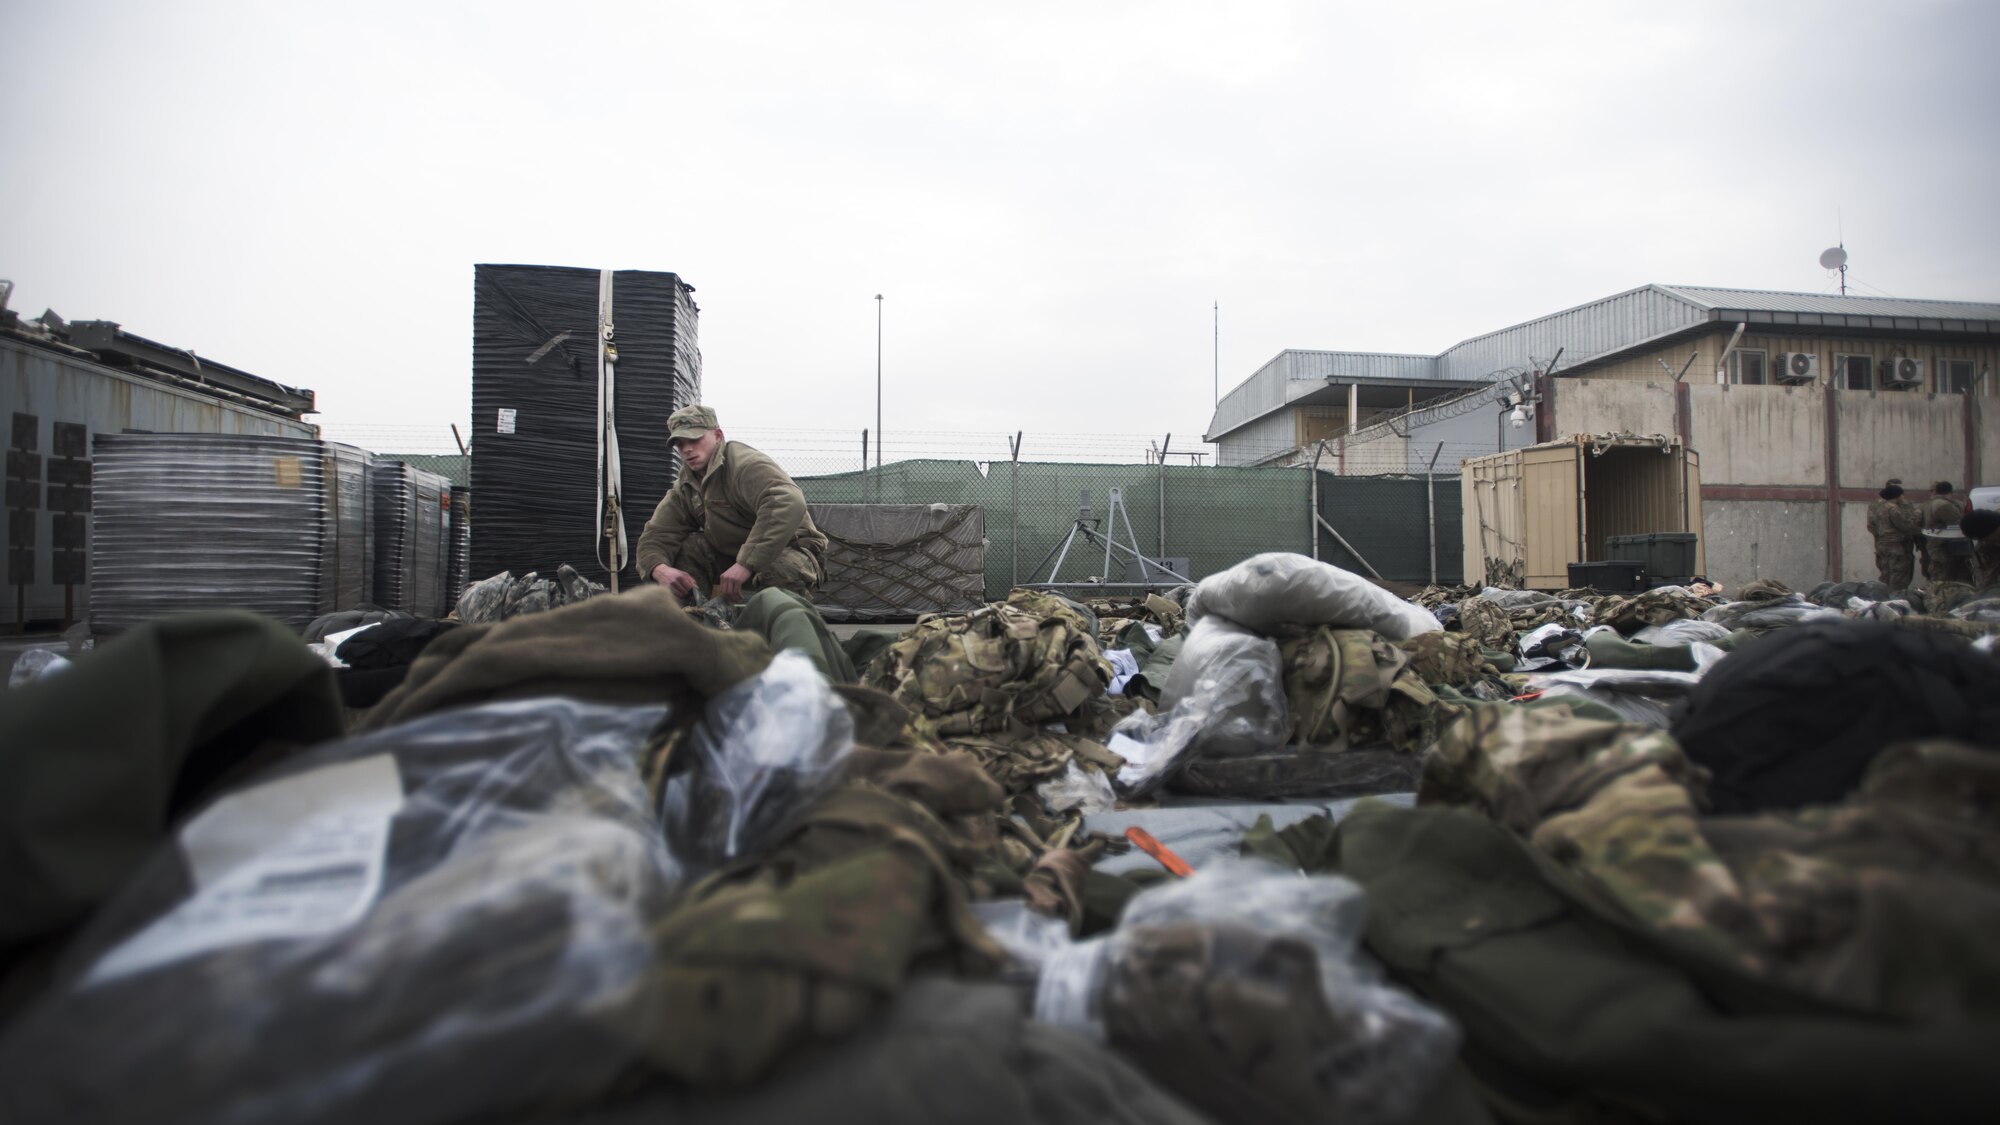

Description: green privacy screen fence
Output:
[796,460,1462,602]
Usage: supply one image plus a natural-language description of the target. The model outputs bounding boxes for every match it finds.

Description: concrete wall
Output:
[1689,383,1824,486]
[1835,391,1965,490]
[1837,501,1882,584]
[1556,378,1676,438]
[1981,399,2000,484]
[1703,499,1826,590]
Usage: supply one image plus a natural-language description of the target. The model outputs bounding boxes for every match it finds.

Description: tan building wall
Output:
[1835,391,1966,491]
[1573,329,2000,396]
[1558,378,1677,438]
[1980,400,2000,484]
[1687,383,1825,487]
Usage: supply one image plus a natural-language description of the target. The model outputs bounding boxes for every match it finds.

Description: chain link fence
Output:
[329,422,1468,611]
[733,429,1462,606]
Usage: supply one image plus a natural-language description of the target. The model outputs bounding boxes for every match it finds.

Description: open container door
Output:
[1683,447,1705,576]
[1520,443,1582,590]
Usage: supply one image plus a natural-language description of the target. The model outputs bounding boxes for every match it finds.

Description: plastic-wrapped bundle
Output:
[1631,618,1734,646]
[658,651,854,873]
[1702,595,1846,630]
[0,698,681,1125]
[369,461,451,618]
[90,434,372,633]
[470,264,701,588]
[442,487,471,614]
[1033,860,1459,1125]
[1109,617,1288,797]
[1187,552,1440,640]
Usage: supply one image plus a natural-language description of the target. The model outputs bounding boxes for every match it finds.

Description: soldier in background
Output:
[635,405,829,604]
[1962,507,2000,590]
[1865,480,1923,590]
[1923,481,1974,585]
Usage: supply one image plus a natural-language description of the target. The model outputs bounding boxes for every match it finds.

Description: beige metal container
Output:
[1462,435,1704,589]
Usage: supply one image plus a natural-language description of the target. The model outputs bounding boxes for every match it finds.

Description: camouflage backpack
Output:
[863,589,1112,739]
[1278,626,1438,754]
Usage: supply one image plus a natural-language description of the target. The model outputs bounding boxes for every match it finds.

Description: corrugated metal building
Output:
[1209,284,2000,477]
[2,308,317,630]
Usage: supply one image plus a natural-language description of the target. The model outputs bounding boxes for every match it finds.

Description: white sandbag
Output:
[1186,552,1440,639]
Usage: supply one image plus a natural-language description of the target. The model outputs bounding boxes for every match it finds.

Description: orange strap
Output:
[1125,826,1193,878]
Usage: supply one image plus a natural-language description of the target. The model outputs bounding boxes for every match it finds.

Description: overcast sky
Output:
[4,0,1996,461]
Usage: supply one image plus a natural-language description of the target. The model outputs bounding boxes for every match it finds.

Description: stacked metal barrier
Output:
[90,434,373,632]
[370,460,452,617]
[470,264,701,587]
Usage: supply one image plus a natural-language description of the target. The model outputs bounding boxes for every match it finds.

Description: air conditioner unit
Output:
[1774,352,1819,384]
[1882,356,1925,388]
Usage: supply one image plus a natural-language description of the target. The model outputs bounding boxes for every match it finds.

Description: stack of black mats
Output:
[470,264,701,588]
[369,461,450,618]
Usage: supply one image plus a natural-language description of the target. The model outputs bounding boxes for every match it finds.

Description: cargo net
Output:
[810,504,985,621]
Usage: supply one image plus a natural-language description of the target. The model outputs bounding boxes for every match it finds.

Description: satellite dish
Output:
[1819,246,1848,270]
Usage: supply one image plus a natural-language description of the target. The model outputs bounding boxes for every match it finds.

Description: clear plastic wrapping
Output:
[1631,618,1733,646]
[369,461,451,618]
[659,650,855,871]
[1037,759,1118,814]
[1527,666,1711,727]
[89,434,374,633]
[1515,621,1587,671]
[1187,552,1441,640]
[1109,617,1288,797]
[1702,595,1846,630]
[0,698,680,1125]
[1032,860,1460,1125]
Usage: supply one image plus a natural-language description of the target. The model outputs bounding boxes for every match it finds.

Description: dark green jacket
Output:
[635,441,827,579]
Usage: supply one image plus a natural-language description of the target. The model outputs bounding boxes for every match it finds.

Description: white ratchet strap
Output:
[596,268,627,579]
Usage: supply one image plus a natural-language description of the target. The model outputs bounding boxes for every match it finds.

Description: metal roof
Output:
[1658,285,2000,321]
[1207,282,2000,445]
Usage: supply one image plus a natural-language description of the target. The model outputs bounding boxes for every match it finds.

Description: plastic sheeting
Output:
[1188,552,1440,640]
[470,264,700,588]
[443,487,471,614]
[1032,860,1460,1125]
[369,461,450,618]
[1109,617,1289,797]
[809,503,986,620]
[89,434,373,633]
[0,698,680,1125]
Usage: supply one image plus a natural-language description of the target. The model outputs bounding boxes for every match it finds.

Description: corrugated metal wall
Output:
[3,337,315,628]
[1439,286,1705,381]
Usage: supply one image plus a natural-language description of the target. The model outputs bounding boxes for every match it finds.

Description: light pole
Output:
[874,293,883,500]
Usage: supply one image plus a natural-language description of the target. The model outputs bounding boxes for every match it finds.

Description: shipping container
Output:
[1461,435,1704,590]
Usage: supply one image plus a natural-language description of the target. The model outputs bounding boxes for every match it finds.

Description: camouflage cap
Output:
[668,404,719,442]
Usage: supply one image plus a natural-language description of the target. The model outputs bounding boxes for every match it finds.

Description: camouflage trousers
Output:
[670,534,823,602]
[1925,540,1973,586]
[1873,538,1915,591]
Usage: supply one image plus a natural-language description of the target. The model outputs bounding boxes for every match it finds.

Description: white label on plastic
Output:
[84,754,404,986]
[496,407,518,434]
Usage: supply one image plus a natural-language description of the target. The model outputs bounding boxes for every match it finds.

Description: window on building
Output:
[1730,350,1767,385]
[1838,354,1873,391]
[1939,358,1976,395]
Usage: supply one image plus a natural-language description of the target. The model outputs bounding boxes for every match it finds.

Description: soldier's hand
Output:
[719,563,752,603]
[653,564,698,598]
